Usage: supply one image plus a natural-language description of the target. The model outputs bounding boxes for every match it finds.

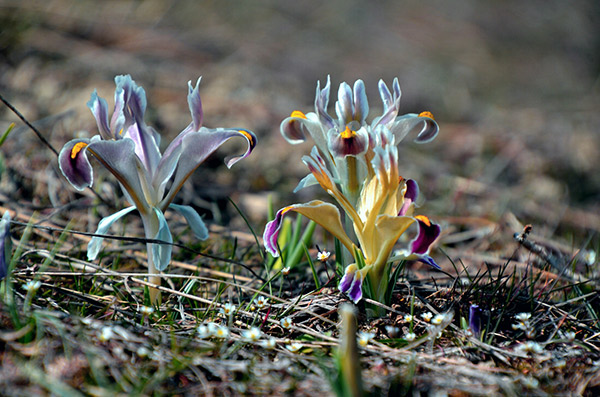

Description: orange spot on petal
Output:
[415,215,432,227]
[70,142,88,159]
[340,125,356,139]
[291,110,307,119]
[418,111,434,120]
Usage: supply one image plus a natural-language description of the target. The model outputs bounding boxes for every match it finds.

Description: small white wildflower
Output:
[583,250,596,266]
[431,313,446,325]
[280,317,293,329]
[520,376,539,389]
[220,303,236,317]
[518,341,544,354]
[197,324,211,339]
[405,332,416,342]
[23,280,41,293]
[357,331,375,347]
[563,331,576,342]
[282,267,291,276]
[242,327,262,342]
[213,324,230,339]
[512,322,527,331]
[260,337,277,350]
[515,312,532,322]
[385,326,400,337]
[255,296,268,309]
[404,314,413,323]
[464,329,474,338]
[317,250,331,262]
[136,346,150,357]
[286,342,303,353]
[139,306,154,316]
[98,326,114,342]
[421,312,433,322]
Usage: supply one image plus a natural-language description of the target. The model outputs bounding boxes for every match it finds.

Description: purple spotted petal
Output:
[188,77,203,131]
[58,138,94,191]
[398,179,419,216]
[410,217,441,255]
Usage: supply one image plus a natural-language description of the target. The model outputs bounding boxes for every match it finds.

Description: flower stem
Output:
[142,212,161,304]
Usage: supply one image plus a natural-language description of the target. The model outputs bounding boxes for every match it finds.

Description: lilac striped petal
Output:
[315,77,334,130]
[87,90,111,139]
[338,264,357,293]
[335,82,354,124]
[188,77,203,131]
[347,271,364,303]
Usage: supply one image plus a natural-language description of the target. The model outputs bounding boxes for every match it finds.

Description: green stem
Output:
[142,212,161,304]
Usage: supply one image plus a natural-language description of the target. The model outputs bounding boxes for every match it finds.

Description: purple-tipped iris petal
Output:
[409,216,441,255]
[0,211,11,280]
[347,272,364,304]
[417,255,441,270]
[398,179,419,216]
[280,113,309,144]
[339,265,357,293]
[391,113,439,144]
[58,138,94,191]
[263,206,290,257]
[469,304,481,337]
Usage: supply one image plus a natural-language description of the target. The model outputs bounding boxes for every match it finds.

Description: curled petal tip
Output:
[58,138,93,191]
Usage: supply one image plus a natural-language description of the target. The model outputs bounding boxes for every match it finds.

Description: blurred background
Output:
[0,0,598,252]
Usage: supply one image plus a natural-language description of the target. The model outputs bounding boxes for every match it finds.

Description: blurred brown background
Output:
[0,0,598,247]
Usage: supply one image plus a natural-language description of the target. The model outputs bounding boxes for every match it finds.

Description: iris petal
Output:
[409,216,441,255]
[151,208,173,271]
[58,138,93,191]
[87,206,137,261]
[339,264,357,293]
[87,91,111,139]
[0,211,11,280]
[263,200,354,257]
[390,113,439,144]
[169,204,209,240]
[188,77,203,131]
